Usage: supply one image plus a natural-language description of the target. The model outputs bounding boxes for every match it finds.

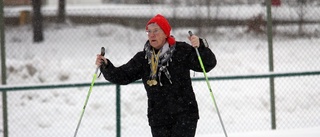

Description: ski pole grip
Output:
[188,31,200,49]
[101,47,105,56]
[98,47,105,78]
[188,31,193,36]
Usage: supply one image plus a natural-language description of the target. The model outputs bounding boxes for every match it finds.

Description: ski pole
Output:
[73,47,105,137]
[189,31,228,137]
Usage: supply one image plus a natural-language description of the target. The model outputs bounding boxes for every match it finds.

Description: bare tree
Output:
[57,0,66,23]
[206,0,211,19]
[297,0,307,36]
[32,0,44,42]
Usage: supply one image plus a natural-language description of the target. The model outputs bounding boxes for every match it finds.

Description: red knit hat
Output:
[146,14,176,46]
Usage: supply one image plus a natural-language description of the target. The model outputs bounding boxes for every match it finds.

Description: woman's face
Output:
[146,23,167,49]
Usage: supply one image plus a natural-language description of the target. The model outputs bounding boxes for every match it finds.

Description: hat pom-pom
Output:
[167,36,176,46]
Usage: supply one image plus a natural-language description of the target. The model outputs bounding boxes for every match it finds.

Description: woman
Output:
[96,14,217,137]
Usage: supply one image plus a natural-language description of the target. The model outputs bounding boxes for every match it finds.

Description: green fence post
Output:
[116,84,121,137]
[266,0,276,130]
[0,0,8,136]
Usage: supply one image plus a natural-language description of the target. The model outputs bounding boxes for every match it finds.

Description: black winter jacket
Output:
[100,40,217,126]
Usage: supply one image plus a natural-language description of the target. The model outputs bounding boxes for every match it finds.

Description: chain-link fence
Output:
[1,0,320,137]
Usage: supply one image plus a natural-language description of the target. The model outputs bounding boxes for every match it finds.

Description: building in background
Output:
[4,0,31,6]
[272,0,281,6]
[4,0,48,6]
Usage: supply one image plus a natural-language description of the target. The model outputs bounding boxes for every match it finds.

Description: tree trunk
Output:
[32,0,44,42]
[57,0,66,23]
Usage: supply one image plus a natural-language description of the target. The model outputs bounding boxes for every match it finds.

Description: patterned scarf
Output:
[144,41,176,86]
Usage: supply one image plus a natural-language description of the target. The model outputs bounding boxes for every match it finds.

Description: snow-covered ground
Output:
[199,126,320,137]
[1,4,320,137]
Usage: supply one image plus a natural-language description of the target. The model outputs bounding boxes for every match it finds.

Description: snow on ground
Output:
[198,126,320,137]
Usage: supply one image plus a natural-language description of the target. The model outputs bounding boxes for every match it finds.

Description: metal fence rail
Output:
[1,71,320,91]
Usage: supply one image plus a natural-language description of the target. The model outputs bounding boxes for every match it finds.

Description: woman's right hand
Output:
[96,54,108,67]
